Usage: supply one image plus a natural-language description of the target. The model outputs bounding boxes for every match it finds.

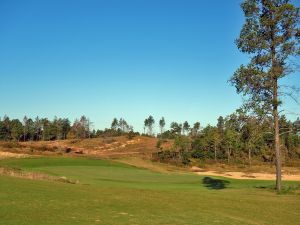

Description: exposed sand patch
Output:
[0,151,29,159]
[191,166,300,181]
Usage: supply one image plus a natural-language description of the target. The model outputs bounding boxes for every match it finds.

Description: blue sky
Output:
[0,0,299,132]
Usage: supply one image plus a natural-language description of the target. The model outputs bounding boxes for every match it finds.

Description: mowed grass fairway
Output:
[0,157,300,225]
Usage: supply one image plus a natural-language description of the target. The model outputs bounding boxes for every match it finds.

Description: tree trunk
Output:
[271,22,281,191]
[274,88,282,191]
[214,146,217,162]
[248,147,251,167]
[270,15,281,191]
[227,148,230,163]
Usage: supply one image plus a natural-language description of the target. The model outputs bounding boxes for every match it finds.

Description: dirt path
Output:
[193,169,300,181]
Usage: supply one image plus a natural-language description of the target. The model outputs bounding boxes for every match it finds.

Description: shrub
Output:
[191,149,205,159]
[156,139,162,149]
[181,151,191,165]
[127,131,135,140]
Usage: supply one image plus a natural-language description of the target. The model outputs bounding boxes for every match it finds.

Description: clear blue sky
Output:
[0,0,299,132]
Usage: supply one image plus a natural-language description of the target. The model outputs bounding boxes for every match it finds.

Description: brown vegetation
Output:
[0,136,172,159]
[0,167,78,184]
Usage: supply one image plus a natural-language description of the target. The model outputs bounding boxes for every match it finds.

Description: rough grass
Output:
[0,157,300,225]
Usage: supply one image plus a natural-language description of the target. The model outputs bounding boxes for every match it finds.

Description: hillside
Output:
[0,136,170,159]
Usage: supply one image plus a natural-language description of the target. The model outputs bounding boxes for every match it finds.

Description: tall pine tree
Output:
[230,0,299,191]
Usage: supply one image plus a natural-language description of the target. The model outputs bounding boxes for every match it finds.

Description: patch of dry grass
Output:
[0,166,78,184]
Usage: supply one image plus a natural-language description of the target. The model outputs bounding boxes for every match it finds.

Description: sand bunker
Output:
[191,167,300,181]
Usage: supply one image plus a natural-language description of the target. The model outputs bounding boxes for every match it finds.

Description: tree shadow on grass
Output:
[202,177,230,190]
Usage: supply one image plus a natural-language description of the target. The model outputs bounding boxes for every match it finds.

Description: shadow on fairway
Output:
[202,177,230,190]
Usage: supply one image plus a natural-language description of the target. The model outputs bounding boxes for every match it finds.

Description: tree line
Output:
[0,115,135,141]
[152,112,300,166]
[0,115,88,141]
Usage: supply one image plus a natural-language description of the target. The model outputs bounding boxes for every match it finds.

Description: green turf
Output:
[0,157,300,225]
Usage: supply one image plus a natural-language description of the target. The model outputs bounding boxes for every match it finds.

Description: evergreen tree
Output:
[230,0,299,191]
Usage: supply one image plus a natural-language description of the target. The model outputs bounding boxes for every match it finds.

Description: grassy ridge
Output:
[0,157,300,225]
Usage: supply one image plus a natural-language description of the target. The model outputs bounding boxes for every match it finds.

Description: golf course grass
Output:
[0,157,300,225]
